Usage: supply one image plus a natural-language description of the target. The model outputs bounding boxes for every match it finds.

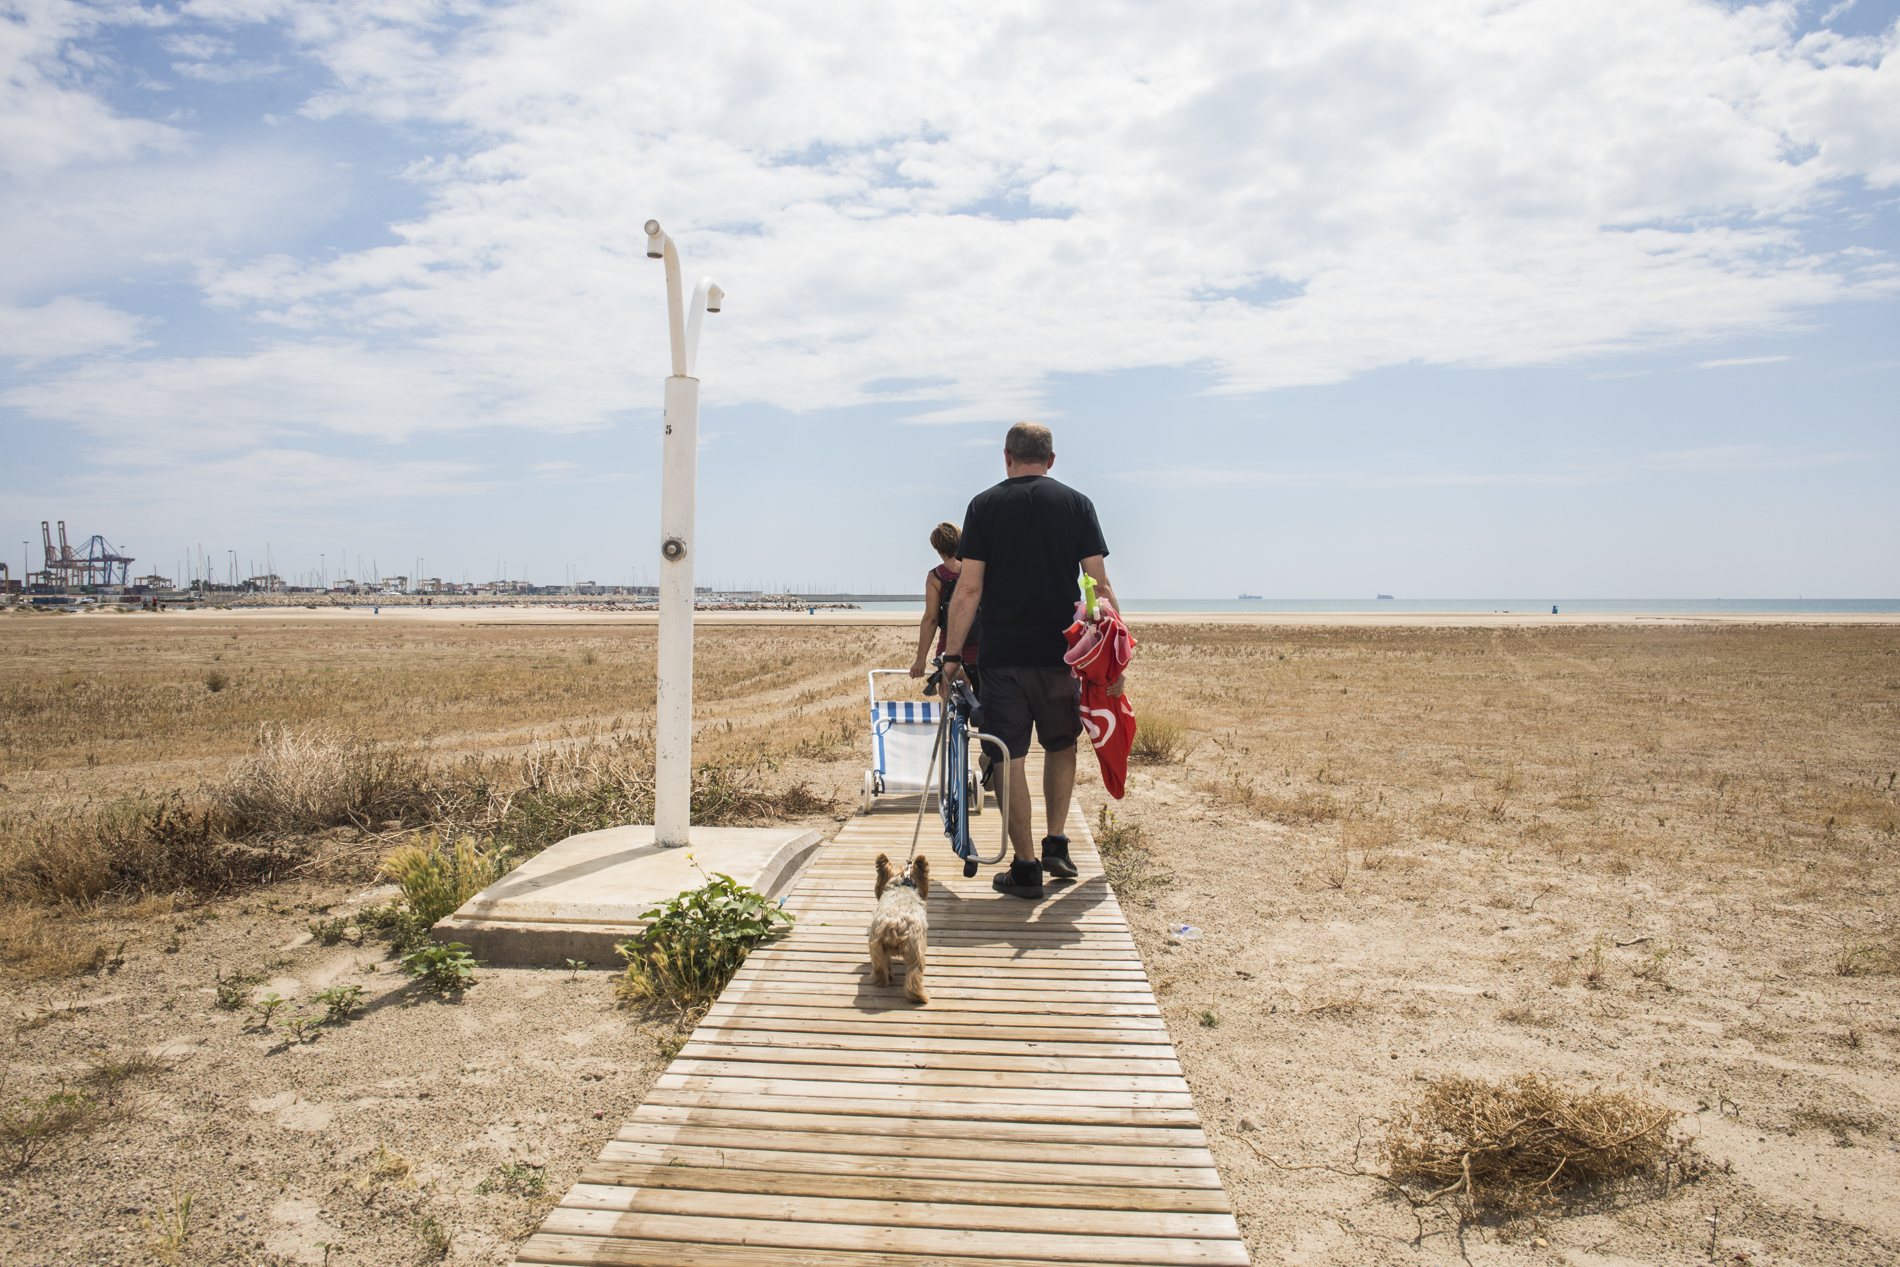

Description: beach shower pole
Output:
[646,219,724,847]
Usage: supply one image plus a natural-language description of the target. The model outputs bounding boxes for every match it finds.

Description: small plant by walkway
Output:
[615,856,793,1016]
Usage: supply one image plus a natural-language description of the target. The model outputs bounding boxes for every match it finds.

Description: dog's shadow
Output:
[844,873,1120,1010]
[848,973,928,1011]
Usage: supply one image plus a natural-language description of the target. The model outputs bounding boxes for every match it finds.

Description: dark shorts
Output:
[981,666,1082,760]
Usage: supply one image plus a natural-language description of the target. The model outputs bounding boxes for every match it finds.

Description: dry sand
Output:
[1,608,1894,1265]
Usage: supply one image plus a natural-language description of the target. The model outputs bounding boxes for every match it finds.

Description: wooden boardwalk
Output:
[517,763,1248,1267]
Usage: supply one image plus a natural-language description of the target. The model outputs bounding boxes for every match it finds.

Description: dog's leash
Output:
[905,701,950,867]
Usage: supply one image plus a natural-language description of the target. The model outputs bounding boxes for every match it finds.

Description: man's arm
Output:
[1080,554,1126,695]
[942,559,983,682]
[910,572,942,676]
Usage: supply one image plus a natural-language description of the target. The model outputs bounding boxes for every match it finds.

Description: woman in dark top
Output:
[909,521,980,694]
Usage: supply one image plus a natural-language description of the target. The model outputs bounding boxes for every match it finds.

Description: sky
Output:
[2,0,1896,598]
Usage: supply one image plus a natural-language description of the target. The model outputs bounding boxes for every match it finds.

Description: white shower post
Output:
[645,220,723,848]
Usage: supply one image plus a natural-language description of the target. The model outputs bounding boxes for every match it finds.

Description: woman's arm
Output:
[910,572,942,676]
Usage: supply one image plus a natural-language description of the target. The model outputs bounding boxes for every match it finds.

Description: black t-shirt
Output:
[957,475,1109,667]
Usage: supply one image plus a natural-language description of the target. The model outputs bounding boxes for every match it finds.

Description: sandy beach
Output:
[2,608,1894,1265]
[64,603,1900,628]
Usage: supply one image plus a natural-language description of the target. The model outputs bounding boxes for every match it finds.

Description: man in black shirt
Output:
[943,422,1124,899]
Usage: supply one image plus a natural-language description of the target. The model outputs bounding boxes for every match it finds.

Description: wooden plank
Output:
[571,1164,1231,1212]
[675,1042,1181,1075]
[605,1124,1215,1169]
[730,958,1150,979]
[742,950,1148,969]
[721,982,1157,1007]
[558,1181,1237,1238]
[534,1209,1248,1266]
[593,1141,1222,1188]
[656,1075,1193,1111]
[786,899,1124,915]
[668,1058,1185,1090]
[642,1089,1201,1125]
[733,970,1150,986]
[679,1027,1179,1059]
[783,928,1136,942]
[519,1232,1234,1267]
[691,1013,1170,1046]
[624,1105,1207,1148]
[704,1001,1163,1025]
[727,971,1156,990]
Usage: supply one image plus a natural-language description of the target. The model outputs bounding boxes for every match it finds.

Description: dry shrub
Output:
[0,1082,107,1171]
[1317,837,1350,889]
[0,906,108,979]
[1194,772,1338,823]
[1834,939,1898,976]
[1094,806,1170,898]
[1815,784,1899,835]
[1499,1003,1557,1027]
[770,781,837,816]
[1382,1073,1676,1211]
[475,737,828,852]
[1129,714,1190,765]
[1264,790,1340,823]
[217,723,430,834]
[1348,818,1401,869]
[1301,987,1369,1018]
[0,795,306,908]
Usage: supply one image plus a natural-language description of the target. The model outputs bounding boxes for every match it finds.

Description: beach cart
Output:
[866,666,1012,878]
[863,670,982,815]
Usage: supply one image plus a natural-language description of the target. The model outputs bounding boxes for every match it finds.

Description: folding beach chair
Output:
[861,670,979,816]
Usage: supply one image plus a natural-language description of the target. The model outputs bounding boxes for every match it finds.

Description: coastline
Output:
[30,605,1900,628]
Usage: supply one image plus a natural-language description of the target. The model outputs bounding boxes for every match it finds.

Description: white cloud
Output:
[66,445,498,511]
[1134,443,1866,489]
[0,0,184,179]
[6,0,1900,453]
[159,33,234,60]
[0,144,352,299]
[1695,354,1794,367]
[0,340,601,450]
[0,296,144,358]
[172,58,286,83]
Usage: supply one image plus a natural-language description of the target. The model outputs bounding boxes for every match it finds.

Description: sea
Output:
[851,598,1900,615]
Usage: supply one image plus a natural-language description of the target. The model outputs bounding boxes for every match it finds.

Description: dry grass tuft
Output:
[0,906,109,979]
[1382,1073,1676,1212]
[380,834,510,927]
[0,1072,112,1171]
[1129,714,1191,765]
[217,723,431,835]
[1195,771,1339,823]
[1300,987,1370,1018]
[0,795,308,910]
[1095,806,1171,899]
[1833,939,1898,977]
[1499,1003,1558,1027]
[1347,818,1401,870]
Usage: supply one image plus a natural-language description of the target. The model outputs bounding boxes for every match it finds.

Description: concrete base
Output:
[432,825,825,967]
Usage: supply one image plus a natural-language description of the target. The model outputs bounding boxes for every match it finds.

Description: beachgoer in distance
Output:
[942,421,1123,899]
[909,522,981,695]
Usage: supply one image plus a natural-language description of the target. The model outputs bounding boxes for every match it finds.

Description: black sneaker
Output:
[1040,835,1078,879]
[991,859,1044,900]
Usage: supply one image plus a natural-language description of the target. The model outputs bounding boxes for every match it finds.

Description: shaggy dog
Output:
[869,852,930,1004]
